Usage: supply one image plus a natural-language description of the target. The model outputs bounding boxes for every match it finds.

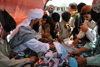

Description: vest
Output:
[9,26,36,49]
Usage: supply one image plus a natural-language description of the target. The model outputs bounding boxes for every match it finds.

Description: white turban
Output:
[21,8,44,27]
[28,9,44,21]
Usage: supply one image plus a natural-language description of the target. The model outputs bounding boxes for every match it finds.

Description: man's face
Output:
[83,14,91,21]
[48,6,54,13]
[69,7,73,12]
[69,7,76,15]
[30,19,39,28]
[30,18,43,28]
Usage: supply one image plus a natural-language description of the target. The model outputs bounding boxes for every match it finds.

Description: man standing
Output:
[46,5,55,17]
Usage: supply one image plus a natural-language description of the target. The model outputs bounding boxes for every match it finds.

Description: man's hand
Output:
[76,57,87,67]
[80,25,88,32]
[70,50,81,56]
[39,38,51,43]
[70,48,89,56]
[10,52,18,58]
[72,38,79,47]
[29,56,36,62]
[54,29,59,33]
[70,35,74,40]
[67,26,71,31]
[49,44,56,51]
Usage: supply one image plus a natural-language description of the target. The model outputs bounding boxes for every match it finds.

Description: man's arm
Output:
[86,26,97,42]
[25,38,50,53]
[80,25,97,42]
[0,51,30,67]
[87,54,100,66]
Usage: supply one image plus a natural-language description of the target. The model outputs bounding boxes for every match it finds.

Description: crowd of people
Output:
[0,0,100,67]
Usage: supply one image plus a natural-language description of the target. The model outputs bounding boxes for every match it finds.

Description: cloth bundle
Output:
[33,42,78,67]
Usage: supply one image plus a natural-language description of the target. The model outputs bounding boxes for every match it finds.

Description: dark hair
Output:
[32,21,39,32]
[0,10,16,32]
[91,9,100,22]
[52,12,60,22]
[43,14,52,24]
[46,16,52,24]
[43,14,48,19]
[69,3,77,10]
[62,11,71,22]
[77,2,86,12]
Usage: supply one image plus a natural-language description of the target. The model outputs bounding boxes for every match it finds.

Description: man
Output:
[46,5,55,17]
[76,5,96,42]
[72,3,87,46]
[70,19,100,67]
[77,3,86,28]
[0,10,36,67]
[7,9,44,41]
[69,3,80,40]
[50,12,60,39]
[70,6,100,67]
[73,5,97,47]
[9,9,54,58]
[59,11,71,39]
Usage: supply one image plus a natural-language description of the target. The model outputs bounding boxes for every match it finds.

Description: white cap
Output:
[20,8,43,27]
[28,8,44,21]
